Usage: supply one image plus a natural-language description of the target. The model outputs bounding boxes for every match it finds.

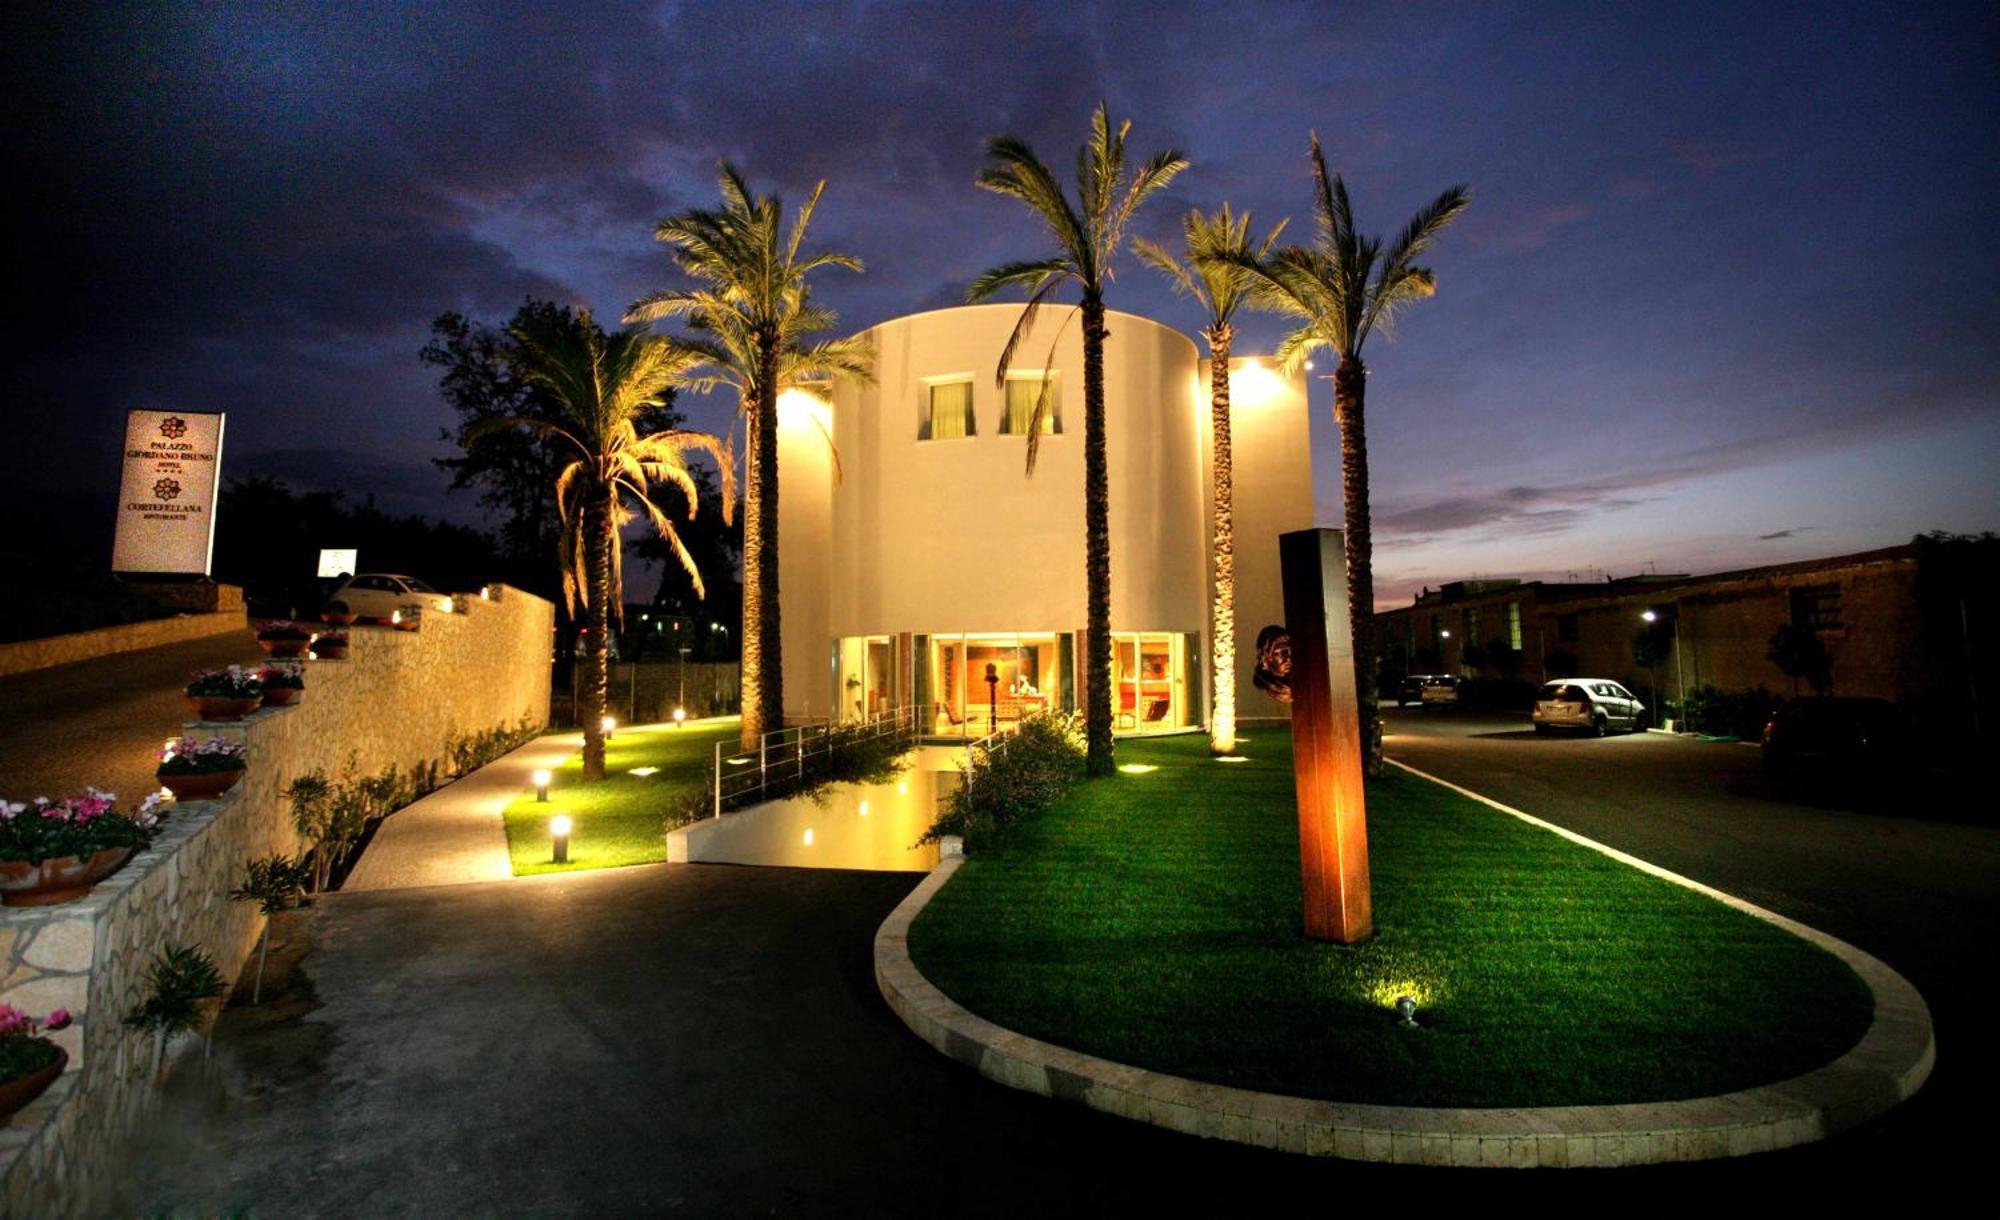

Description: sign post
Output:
[111,410,225,575]
[1279,528,1373,943]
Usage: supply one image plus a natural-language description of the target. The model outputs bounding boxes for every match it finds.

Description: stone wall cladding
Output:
[0,585,552,1217]
[0,610,246,679]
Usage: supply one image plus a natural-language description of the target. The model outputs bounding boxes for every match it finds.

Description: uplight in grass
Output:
[1216,755,1249,764]
[628,766,659,777]
[1117,763,1159,774]
[1367,978,1441,1011]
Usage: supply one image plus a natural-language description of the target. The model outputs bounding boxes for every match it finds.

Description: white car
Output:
[323,574,451,622]
[1532,679,1647,736]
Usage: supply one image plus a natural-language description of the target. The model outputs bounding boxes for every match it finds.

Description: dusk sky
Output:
[11,1,1996,606]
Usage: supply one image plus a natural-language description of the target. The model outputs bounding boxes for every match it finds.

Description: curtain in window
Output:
[927,382,973,439]
[1004,377,1057,434]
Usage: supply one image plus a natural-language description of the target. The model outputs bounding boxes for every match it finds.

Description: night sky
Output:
[10,1,1996,606]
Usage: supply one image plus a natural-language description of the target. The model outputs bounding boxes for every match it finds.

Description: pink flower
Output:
[45,1009,71,1031]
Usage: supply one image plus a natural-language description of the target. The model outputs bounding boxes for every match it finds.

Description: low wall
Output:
[0,610,245,678]
[0,585,553,1217]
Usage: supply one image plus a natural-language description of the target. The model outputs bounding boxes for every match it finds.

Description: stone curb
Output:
[873,762,1935,1167]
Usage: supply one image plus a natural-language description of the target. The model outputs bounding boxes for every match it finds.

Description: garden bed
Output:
[500,718,741,875]
[906,732,1873,1108]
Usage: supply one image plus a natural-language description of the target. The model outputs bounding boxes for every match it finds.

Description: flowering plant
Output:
[0,1003,72,1085]
[258,662,305,690]
[0,788,162,866]
[157,737,248,776]
[186,666,263,699]
[255,620,314,642]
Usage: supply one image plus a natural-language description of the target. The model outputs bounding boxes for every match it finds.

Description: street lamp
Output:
[1641,609,1686,731]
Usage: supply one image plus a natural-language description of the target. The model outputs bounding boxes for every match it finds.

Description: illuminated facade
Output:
[777,304,1313,737]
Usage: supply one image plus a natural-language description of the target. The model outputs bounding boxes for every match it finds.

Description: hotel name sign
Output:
[111,409,226,575]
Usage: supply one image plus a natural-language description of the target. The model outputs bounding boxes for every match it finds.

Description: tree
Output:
[628,165,868,752]
[968,103,1188,778]
[1766,622,1832,696]
[1226,136,1468,776]
[1134,206,1287,755]
[424,301,684,606]
[468,308,734,780]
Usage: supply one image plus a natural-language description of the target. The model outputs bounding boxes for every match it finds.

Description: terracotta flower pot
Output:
[185,695,261,721]
[259,639,311,658]
[312,641,349,660]
[261,686,301,707]
[0,846,134,907]
[0,1046,67,1119]
[157,767,245,802]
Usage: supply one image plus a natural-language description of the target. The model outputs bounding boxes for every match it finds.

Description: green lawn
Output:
[502,717,741,876]
[907,731,1873,1108]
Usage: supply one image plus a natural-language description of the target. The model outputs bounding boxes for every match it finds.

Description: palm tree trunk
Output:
[1333,355,1383,777]
[583,494,613,781]
[1082,295,1114,777]
[1207,326,1237,756]
[739,335,785,751]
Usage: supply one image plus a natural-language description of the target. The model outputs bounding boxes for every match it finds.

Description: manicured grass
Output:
[502,717,741,876]
[907,732,1873,1108]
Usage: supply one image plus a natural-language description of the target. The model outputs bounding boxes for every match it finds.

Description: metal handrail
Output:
[712,703,919,817]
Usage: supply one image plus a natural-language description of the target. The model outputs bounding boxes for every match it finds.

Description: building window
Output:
[1790,583,1844,631]
[1506,601,1523,651]
[1557,613,1579,644]
[922,380,975,440]
[1002,375,1060,435]
[1464,607,1479,648]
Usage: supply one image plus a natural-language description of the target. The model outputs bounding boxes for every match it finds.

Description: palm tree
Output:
[1227,135,1467,776]
[1134,206,1287,756]
[471,308,735,781]
[628,165,865,752]
[968,104,1187,778]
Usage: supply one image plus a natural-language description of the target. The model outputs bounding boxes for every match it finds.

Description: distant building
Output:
[1374,545,1935,706]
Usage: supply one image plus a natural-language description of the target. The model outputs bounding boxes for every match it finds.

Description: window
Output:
[1557,613,1579,644]
[922,380,975,440]
[1790,583,1843,631]
[1506,601,1523,651]
[1002,375,1060,434]
[1464,608,1479,648]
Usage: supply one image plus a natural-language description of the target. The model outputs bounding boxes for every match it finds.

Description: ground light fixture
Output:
[858,799,870,818]
[1216,755,1250,764]
[1117,763,1159,774]
[601,715,616,740]
[672,706,686,726]
[533,769,551,802]
[1395,995,1419,1028]
[550,814,572,864]
[802,828,814,846]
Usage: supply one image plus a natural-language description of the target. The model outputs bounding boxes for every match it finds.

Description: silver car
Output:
[1532,679,1646,736]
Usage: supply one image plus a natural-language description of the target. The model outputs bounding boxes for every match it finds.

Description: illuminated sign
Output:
[317,548,359,578]
[111,410,225,575]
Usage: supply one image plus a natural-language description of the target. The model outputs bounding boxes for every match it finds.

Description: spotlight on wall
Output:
[858,800,870,818]
[533,769,551,802]
[551,814,572,863]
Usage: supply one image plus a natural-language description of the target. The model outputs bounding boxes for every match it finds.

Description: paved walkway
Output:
[341,729,584,891]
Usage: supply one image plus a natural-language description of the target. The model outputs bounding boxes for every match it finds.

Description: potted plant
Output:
[312,630,350,660]
[255,620,315,658]
[185,666,263,720]
[124,944,225,1078]
[157,736,248,801]
[320,606,356,627]
[0,789,162,907]
[0,1005,73,1120]
[258,661,305,707]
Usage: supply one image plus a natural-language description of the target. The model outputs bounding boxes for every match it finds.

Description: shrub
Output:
[125,944,226,1075]
[919,711,1085,851]
[1676,685,1786,739]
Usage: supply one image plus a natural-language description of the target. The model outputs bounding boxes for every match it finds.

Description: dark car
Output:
[1762,697,1912,778]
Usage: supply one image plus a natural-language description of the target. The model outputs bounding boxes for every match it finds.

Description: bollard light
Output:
[601,715,616,740]
[1395,995,1419,1027]
[550,814,572,863]
[533,769,551,802]
[673,706,686,727]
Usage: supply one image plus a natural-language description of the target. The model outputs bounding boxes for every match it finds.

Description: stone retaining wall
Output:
[0,609,245,678]
[0,585,552,1217]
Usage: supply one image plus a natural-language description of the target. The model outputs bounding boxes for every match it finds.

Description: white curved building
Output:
[778,304,1313,737]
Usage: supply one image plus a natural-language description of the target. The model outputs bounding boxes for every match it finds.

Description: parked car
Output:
[1762,697,1911,777]
[323,574,451,622]
[1532,679,1647,735]
[1397,674,1458,707]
